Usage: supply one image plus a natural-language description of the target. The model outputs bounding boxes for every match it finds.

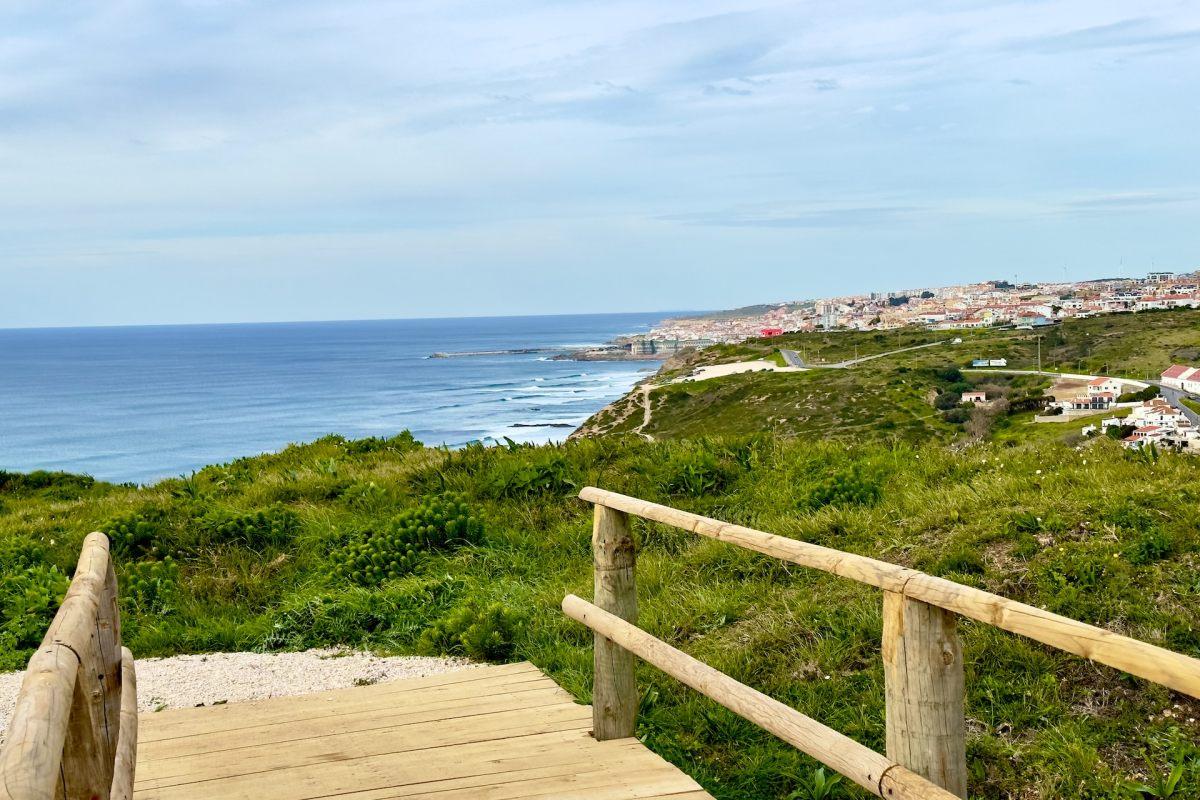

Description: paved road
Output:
[1156,384,1200,425]
[826,339,952,369]
[779,349,806,368]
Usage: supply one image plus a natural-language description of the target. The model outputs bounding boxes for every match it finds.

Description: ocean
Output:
[0,312,673,485]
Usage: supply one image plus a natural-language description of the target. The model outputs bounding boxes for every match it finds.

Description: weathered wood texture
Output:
[109,649,138,800]
[0,533,136,800]
[579,486,1200,699]
[563,595,959,800]
[882,591,967,798]
[133,661,711,800]
[592,503,638,741]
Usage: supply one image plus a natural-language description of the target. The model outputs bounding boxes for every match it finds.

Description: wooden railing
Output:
[564,487,1200,800]
[0,533,137,800]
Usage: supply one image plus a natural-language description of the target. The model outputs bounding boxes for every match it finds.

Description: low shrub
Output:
[0,470,97,501]
[661,448,735,496]
[333,494,483,585]
[802,463,883,509]
[934,391,962,411]
[105,511,169,559]
[1117,386,1159,403]
[0,564,71,669]
[201,504,300,549]
[1123,530,1176,565]
[123,557,180,613]
[339,480,392,512]
[416,601,523,661]
[1107,424,1137,440]
[942,408,970,424]
[344,431,422,455]
[484,453,576,498]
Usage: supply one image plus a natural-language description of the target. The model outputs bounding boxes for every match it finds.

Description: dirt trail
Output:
[633,384,656,441]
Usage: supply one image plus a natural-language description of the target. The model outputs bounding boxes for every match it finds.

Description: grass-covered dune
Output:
[3,434,1200,798]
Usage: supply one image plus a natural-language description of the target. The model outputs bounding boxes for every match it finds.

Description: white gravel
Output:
[0,649,473,743]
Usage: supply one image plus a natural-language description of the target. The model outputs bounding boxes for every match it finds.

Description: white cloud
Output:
[0,0,1198,325]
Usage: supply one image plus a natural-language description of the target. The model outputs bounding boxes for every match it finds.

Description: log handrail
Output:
[0,532,137,800]
[570,486,1200,799]
[578,486,1200,698]
[563,595,959,800]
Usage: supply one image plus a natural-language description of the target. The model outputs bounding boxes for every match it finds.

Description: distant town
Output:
[571,269,1200,360]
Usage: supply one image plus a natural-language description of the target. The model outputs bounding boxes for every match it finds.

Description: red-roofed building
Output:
[1162,364,1192,381]
[1087,377,1122,396]
[1162,364,1200,392]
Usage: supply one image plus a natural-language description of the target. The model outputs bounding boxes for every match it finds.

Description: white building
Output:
[1161,365,1200,393]
[1087,377,1123,397]
[1119,398,1199,451]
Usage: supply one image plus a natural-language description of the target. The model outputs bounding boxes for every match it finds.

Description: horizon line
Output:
[0,308,714,334]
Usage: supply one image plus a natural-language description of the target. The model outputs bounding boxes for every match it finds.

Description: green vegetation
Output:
[1118,386,1161,404]
[5,308,1200,797]
[583,309,1200,445]
[3,433,1200,798]
[677,307,1200,380]
[585,359,1051,443]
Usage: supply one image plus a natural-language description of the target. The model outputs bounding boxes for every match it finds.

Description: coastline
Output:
[0,312,671,484]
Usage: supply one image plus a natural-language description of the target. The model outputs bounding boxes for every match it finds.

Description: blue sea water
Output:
[0,313,673,485]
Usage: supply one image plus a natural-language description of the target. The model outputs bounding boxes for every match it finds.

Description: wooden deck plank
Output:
[139,684,577,761]
[139,662,550,740]
[134,663,711,800]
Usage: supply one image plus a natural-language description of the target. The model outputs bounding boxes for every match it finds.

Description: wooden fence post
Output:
[882,590,968,798]
[591,503,638,740]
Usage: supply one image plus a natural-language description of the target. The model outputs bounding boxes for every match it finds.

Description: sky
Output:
[1,1,1198,327]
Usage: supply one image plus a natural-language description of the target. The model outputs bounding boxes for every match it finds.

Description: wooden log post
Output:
[60,654,111,800]
[97,557,123,765]
[882,590,968,798]
[109,648,138,800]
[564,594,961,800]
[591,503,638,740]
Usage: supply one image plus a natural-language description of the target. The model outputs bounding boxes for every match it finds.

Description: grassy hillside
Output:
[580,309,1200,443]
[675,308,1200,378]
[585,351,1051,443]
[3,434,1200,798]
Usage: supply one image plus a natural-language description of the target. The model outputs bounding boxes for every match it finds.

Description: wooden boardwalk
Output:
[133,661,712,800]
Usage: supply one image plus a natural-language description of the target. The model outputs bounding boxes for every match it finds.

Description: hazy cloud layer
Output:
[1,1,1198,325]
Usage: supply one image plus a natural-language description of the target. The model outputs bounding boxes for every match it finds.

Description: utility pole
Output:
[1036,334,1043,374]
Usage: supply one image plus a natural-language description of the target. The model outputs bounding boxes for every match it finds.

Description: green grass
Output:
[3,434,1200,798]
[665,308,1200,381]
[583,309,1200,446]
[990,407,1134,447]
[1182,397,1200,416]
[585,359,1051,443]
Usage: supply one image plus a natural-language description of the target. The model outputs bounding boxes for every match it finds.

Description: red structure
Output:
[760,327,784,337]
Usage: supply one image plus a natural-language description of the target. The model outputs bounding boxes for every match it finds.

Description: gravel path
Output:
[1,649,473,744]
